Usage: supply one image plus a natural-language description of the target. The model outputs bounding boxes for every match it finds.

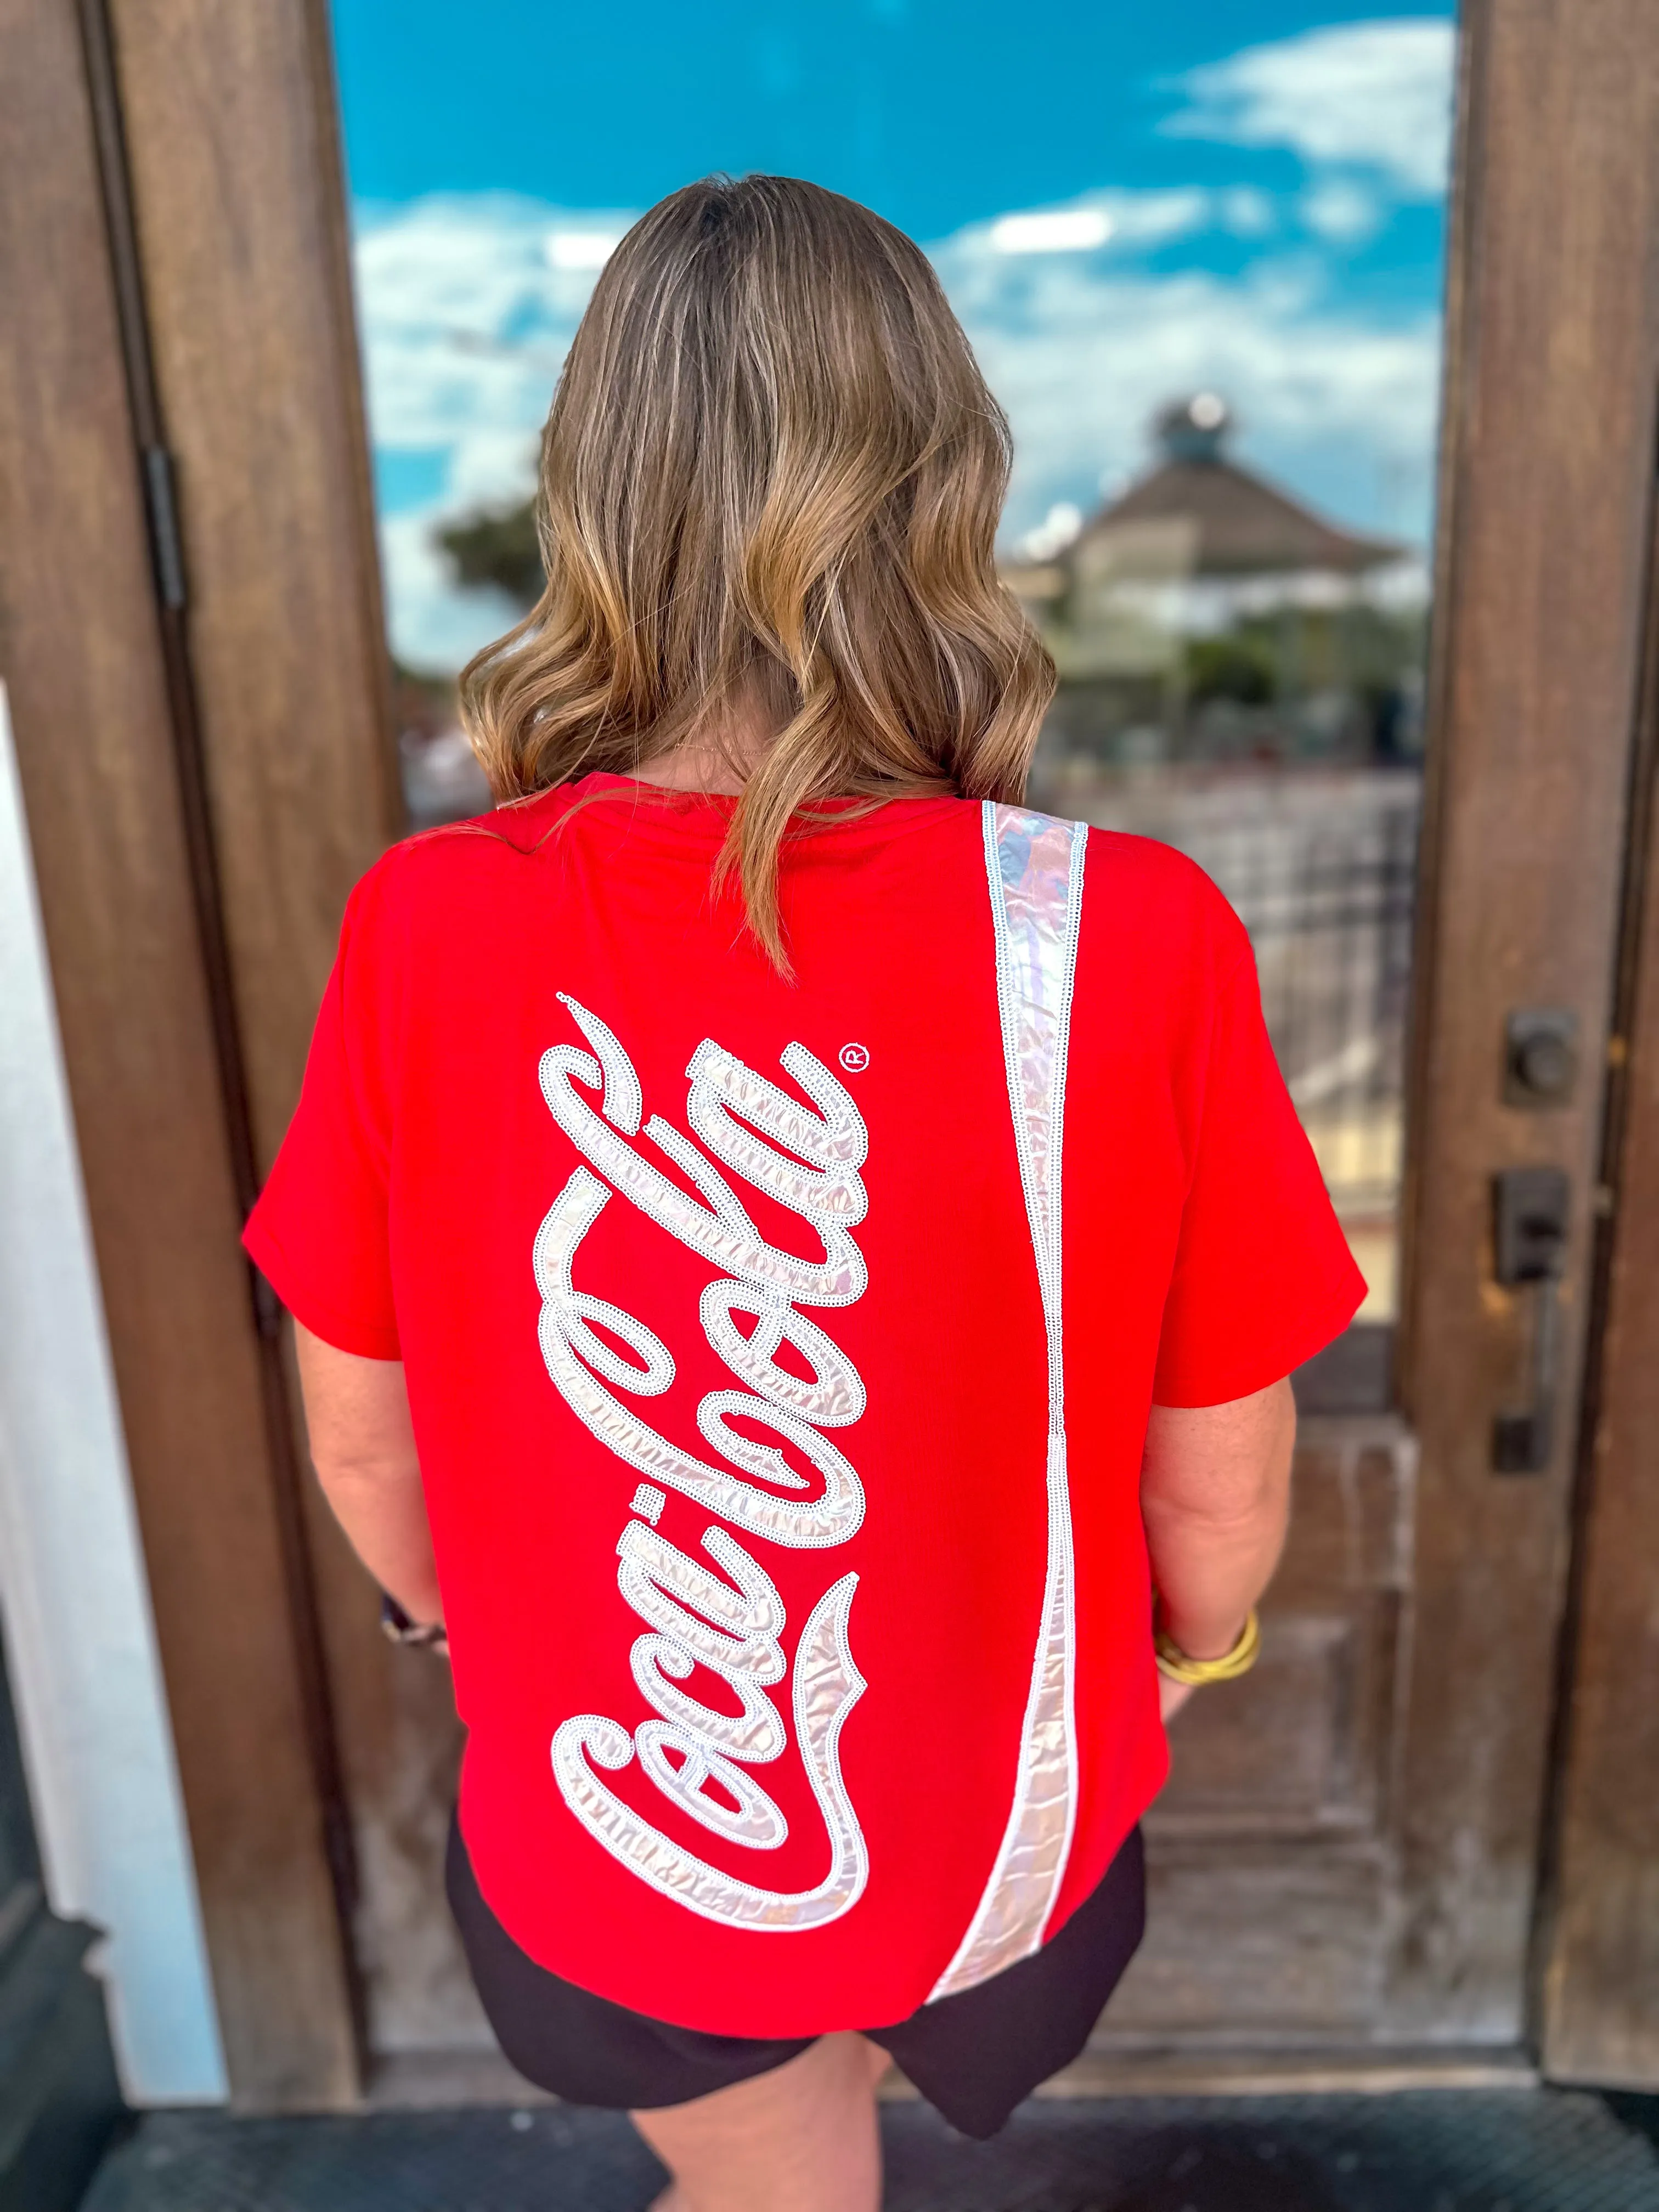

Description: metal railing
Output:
[1048,765,1423,1223]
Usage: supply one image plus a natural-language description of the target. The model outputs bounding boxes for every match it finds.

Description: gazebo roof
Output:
[1076,396,1405,579]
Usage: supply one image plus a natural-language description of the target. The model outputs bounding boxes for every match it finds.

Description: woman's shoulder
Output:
[342,792,569,921]
[1053,817,1248,958]
[1050,816,1253,1009]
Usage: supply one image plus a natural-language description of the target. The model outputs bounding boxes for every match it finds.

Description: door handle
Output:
[1491,1166,1569,1474]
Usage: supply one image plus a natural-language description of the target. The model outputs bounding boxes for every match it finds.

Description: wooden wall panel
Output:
[1541,515,1659,2086]
[1098,1420,1414,2045]
[0,0,357,2109]
[1391,0,1659,2045]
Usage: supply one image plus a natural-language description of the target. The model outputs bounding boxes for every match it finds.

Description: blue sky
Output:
[331,4,1458,672]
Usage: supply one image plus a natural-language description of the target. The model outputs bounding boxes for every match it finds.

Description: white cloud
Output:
[934,232,1442,549]
[349,195,623,670]
[1218,187,1277,238]
[991,208,1114,255]
[545,226,626,270]
[1301,177,1386,244]
[1165,19,1457,196]
[949,186,1251,274]
[1017,502,1085,560]
[352,193,627,461]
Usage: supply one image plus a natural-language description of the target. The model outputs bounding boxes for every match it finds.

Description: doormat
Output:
[80,2087,1659,2212]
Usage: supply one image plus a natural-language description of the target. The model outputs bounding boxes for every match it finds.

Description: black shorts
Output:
[446,1812,1144,2140]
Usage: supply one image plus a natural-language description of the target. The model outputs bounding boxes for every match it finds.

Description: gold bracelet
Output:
[1154,1607,1261,1686]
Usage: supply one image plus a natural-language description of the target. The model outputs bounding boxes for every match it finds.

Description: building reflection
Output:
[1007,393,1424,781]
[1010,395,1426,1328]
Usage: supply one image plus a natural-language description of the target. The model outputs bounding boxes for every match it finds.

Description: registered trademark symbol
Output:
[839,1042,870,1074]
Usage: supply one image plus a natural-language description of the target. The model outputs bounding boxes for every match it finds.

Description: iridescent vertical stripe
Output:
[928,803,1087,2001]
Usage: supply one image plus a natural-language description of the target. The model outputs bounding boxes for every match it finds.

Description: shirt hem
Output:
[1150,1263,1367,1410]
[242,1217,403,1361]
[455,1763,1169,2042]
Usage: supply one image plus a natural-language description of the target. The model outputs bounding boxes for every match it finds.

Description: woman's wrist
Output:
[1155,1601,1252,1664]
[381,1591,448,1654]
[1154,1607,1261,1687]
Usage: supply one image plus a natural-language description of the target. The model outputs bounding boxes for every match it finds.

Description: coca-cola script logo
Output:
[535,994,872,1931]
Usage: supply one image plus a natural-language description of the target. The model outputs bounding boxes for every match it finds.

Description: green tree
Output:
[1185,632,1278,707]
[436,498,544,609]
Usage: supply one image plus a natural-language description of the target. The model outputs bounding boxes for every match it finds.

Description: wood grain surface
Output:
[1395,0,1659,2045]
[1541,493,1659,2084]
[99,0,413,2083]
[0,0,358,2109]
[105,0,400,1172]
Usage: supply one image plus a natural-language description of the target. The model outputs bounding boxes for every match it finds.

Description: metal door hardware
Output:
[1504,1008,1577,1107]
[142,444,188,612]
[1491,1166,1569,1474]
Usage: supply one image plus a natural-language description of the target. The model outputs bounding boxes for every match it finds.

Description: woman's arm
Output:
[294,1323,444,1627]
[1140,1375,1296,1717]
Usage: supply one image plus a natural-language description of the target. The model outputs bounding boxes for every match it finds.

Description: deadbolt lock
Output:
[1504,1008,1577,1108]
[1491,1166,1569,1475]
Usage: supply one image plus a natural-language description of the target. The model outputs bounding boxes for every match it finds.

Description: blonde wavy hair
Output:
[459,173,1055,968]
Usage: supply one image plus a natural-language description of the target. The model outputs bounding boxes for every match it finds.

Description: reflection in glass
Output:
[1012,391,1426,1328]
[334,5,1455,1351]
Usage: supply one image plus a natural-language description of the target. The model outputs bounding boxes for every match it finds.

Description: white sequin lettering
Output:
[539,1006,874,1930]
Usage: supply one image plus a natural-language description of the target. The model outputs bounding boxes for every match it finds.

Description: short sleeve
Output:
[1152,946,1366,1407]
[242,866,403,1359]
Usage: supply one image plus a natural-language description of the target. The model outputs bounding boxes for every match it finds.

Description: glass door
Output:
[319,0,1591,2079]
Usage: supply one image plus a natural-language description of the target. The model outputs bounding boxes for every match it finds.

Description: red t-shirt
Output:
[245,775,1362,2034]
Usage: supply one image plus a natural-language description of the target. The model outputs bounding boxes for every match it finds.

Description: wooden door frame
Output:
[1392,0,1659,2054]
[3,0,1658,2106]
[0,0,394,2109]
[1538,409,1659,2086]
